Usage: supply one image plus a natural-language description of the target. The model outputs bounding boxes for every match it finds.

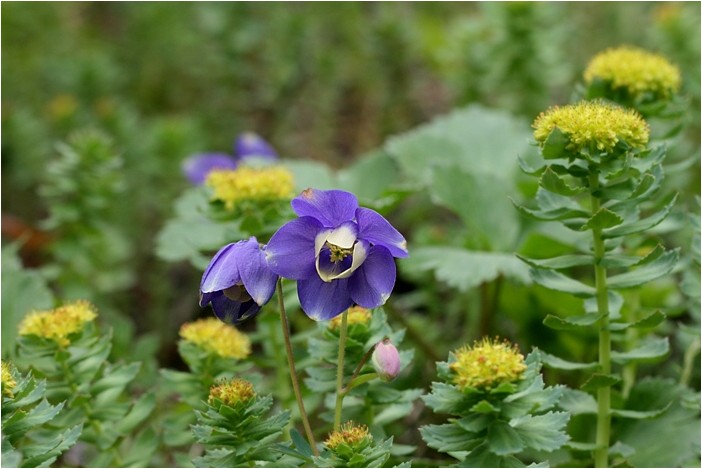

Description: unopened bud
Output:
[371,339,401,382]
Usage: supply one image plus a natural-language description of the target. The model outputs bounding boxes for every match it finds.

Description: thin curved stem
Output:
[590,174,611,468]
[277,279,318,456]
[333,310,349,431]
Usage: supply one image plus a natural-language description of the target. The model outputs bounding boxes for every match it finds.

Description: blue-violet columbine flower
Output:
[265,188,408,320]
[235,132,278,160]
[182,153,238,185]
[200,237,278,324]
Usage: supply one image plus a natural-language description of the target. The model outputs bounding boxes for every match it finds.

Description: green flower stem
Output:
[276,279,318,456]
[590,174,611,468]
[333,310,349,431]
[341,340,379,393]
[343,373,379,394]
[621,294,641,399]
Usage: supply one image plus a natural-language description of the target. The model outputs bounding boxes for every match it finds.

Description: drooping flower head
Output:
[450,337,527,391]
[208,378,256,407]
[2,361,16,397]
[206,166,295,211]
[18,300,97,346]
[371,339,401,382]
[200,237,278,324]
[266,189,408,321]
[235,132,278,160]
[182,153,239,185]
[179,318,251,359]
[584,46,681,101]
[533,101,650,154]
[324,421,371,451]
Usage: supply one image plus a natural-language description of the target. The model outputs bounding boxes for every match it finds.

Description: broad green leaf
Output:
[290,428,313,457]
[487,421,525,455]
[581,373,621,391]
[543,313,604,331]
[529,268,595,297]
[542,128,569,159]
[603,194,678,238]
[510,412,570,452]
[541,353,597,371]
[419,423,482,453]
[558,389,597,415]
[580,208,624,231]
[539,167,586,196]
[517,253,592,269]
[336,150,400,202]
[283,159,337,190]
[607,249,679,289]
[401,247,531,292]
[611,338,669,364]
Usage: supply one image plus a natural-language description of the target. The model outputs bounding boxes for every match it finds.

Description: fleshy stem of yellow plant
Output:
[277,279,318,456]
[333,310,349,431]
[590,173,611,468]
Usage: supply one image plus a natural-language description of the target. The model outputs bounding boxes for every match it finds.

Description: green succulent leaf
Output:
[607,249,679,289]
[529,268,596,297]
[603,194,678,238]
[539,167,586,196]
[543,313,604,331]
[580,208,624,231]
[611,404,671,420]
[420,423,482,453]
[542,128,569,159]
[517,253,593,270]
[610,311,667,331]
[510,411,570,452]
[487,421,525,455]
[558,389,598,415]
[611,337,669,364]
[581,373,621,391]
[541,353,598,371]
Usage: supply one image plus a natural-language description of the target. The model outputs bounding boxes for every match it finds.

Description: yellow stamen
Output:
[450,337,527,391]
[179,317,251,360]
[324,421,371,450]
[329,306,372,330]
[2,361,16,397]
[208,378,256,406]
[18,300,97,347]
[206,166,294,211]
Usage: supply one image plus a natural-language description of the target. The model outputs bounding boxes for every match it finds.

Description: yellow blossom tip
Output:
[533,101,649,154]
[206,165,295,210]
[18,300,98,346]
[2,361,17,397]
[208,378,256,406]
[584,46,681,99]
[450,337,527,391]
[325,422,371,450]
[329,306,372,330]
[179,317,251,360]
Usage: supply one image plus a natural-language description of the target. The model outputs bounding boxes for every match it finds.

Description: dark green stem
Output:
[276,279,318,456]
[590,174,611,468]
[333,310,349,430]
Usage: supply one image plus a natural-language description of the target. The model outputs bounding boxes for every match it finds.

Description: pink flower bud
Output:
[371,339,401,382]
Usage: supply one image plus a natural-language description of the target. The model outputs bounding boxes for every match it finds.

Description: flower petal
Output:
[291,188,359,227]
[326,221,358,249]
[348,245,396,309]
[356,207,408,258]
[266,217,323,280]
[200,242,243,294]
[234,132,278,160]
[208,293,262,324]
[182,153,238,185]
[297,276,353,321]
[238,238,278,306]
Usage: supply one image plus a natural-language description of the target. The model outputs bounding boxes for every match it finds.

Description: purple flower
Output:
[200,237,278,324]
[235,132,278,161]
[371,339,401,381]
[182,153,238,185]
[265,188,408,320]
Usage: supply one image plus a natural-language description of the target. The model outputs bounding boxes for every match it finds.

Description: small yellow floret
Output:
[584,46,681,99]
[179,318,251,359]
[18,300,97,346]
[208,378,256,406]
[533,101,649,153]
[450,338,527,391]
[329,306,372,330]
[325,421,371,450]
[206,166,295,210]
[2,361,16,397]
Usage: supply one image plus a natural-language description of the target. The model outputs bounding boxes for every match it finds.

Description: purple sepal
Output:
[235,132,278,160]
[297,275,354,321]
[182,153,238,185]
[348,245,396,308]
[291,188,359,227]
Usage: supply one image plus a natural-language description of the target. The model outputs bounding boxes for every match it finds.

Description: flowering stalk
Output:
[277,279,319,456]
[333,310,349,431]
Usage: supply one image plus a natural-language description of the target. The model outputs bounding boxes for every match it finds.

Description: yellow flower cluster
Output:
[533,101,650,153]
[206,166,295,210]
[2,361,16,397]
[329,306,372,330]
[179,317,251,360]
[325,421,371,450]
[450,338,527,391]
[584,46,681,99]
[208,378,256,406]
[18,300,98,347]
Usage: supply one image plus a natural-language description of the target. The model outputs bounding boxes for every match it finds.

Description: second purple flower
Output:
[265,188,408,321]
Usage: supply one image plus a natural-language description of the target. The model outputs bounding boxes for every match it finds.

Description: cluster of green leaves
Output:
[305,309,420,441]
[421,351,569,467]
[16,322,157,466]
[1,365,81,468]
[192,393,289,467]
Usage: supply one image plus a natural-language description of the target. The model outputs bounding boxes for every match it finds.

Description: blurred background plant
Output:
[2,2,699,467]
